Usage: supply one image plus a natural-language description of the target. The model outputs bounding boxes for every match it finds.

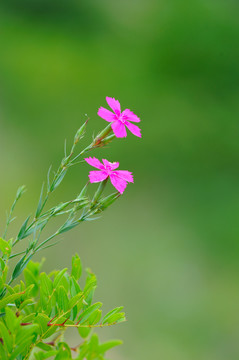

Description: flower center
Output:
[104,165,112,174]
[118,114,126,124]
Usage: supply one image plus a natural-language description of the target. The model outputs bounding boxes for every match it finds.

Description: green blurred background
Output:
[1,0,239,359]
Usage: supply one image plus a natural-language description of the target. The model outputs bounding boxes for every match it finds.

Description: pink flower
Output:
[98,96,141,138]
[85,157,134,194]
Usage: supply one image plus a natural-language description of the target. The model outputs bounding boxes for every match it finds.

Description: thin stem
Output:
[9,250,26,259]
[34,231,60,252]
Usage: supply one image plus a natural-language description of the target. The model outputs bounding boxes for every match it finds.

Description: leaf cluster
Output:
[0,253,125,359]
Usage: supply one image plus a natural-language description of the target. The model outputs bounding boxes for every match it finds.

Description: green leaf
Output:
[15,324,39,346]
[0,238,11,257]
[36,342,53,351]
[56,342,72,359]
[54,350,71,360]
[78,326,91,339]
[11,253,33,282]
[47,165,52,193]
[34,350,58,360]
[71,305,77,321]
[26,259,43,278]
[53,272,69,297]
[98,340,122,354]
[50,169,67,192]
[0,258,5,271]
[89,333,99,353]
[71,254,82,280]
[103,312,126,325]
[35,183,45,218]
[57,286,69,312]
[77,183,88,199]
[83,273,97,301]
[0,342,7,360]
[34,314,57,339]
[77,341,88,358]
[21,313,35,324]
[88,309,102,325]
[78,309,101,339]
[0,322,13,352]
[53,269,67,289]
[11,334,38,359]
[17,215,31,241]
[58,218,78,234]
[68,292,83,310]
[0,291,25,309]
[5,307,17,333]
[40,273,53,297]
[9,338,34,360]
[0,260,8,285]
[19,298,35,311]
[0,279,4,294]
[77,302,102,324]
[34,314,50,335]
[70,277,81,297]
[16,185,26,200]
[24,268,39,297]
[24,218,48,239]
[102,306,124,325]
[4,285,14,295]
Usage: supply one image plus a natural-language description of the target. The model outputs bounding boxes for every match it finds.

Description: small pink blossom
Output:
[85,157,134,194]
[98,97,142,138]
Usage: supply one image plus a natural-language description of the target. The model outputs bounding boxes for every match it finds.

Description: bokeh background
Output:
[0,0,239,359]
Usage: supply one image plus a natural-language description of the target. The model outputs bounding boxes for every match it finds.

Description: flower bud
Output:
[100,134,115,146]
[99,192,120,210]
[92,123,112,148]
[16,185,26,201]
[74,119,88,144]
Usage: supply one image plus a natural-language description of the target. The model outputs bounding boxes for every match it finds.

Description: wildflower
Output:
[98,97,141,138]
[85,157,134,194]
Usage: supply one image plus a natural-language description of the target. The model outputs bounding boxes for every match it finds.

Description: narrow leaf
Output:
[71,254,82,280]
[77,302,102,324]
[11,253,33,282]
[102,307,124,325]
[0,291,25,309]
[17,215,31,241]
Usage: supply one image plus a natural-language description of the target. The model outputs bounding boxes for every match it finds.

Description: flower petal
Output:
[122,109,140,122]
[102,159,119,170]
[113,170,134,183]
[98,107,116,122]
[109,173,128,194]
[89,171,108,183]
[106,97,121,115]
[111,121,127,138]
[85,157,104,170]
[125,121,142,138]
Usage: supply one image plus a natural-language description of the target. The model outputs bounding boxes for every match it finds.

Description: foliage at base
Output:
[0,253,125,360]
